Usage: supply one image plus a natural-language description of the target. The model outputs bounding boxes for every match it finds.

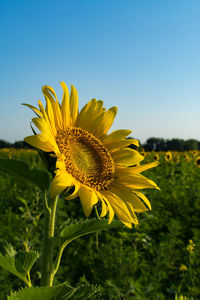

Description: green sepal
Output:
[0,240,39,284]
[7,283,101,300]
[0,158,50,191]
[60,218,122,245]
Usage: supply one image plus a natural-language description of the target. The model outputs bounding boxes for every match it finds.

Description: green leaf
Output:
[0,240,39,284]
[60,218,122,245]
[0,158,50,191]
[15,251,39,274]
[8,283,101,300]
[63,284,101,299]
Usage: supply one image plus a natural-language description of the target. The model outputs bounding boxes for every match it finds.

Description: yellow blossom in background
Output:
[191,150,198,157]
[175,295,189,300]
[165,151,172,161]
[179,264,187,272]
[140,149,145,156]
[194,156,200,167]
[144,152,150,158]
[153,153,159,161]
[173,153,180,163]
[186,239,195,254]
[183,153,190,162]
[24,82,159,228]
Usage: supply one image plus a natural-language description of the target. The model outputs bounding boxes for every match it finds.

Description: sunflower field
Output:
[0,148,200,299]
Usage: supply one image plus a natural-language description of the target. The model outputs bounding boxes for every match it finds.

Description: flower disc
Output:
[56,127,115,190]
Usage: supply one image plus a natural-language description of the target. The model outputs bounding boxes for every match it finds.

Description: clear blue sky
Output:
[1,0,200,143]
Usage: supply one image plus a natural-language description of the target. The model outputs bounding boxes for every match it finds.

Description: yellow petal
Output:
[45,97,57,136]
[121,221,133,228]
[78,186,98,217]
[50,171,73,198]
[38,99,48,116]
[100,198,108,217]
[131,139,139,147]
[76,98,97,129]
[115,171,159,190]
[112,149,144,166]
[130,161,159,173]
[90,106,118,138]
[95,100,104,114]
[54,100,63,129]
[111,184,149,212]
[96,192,108,218]
[60,81,71,128]
[42,86,57,122]
[101,129,132,144]
[128,195,149,213]
[43,85,58,101]
[70,84,78,125]
[81,100,106,133]
[65,183,80,200]
[135,192,152,210]
[22,103,43,117]
[125,203,139,224]
[32,117,59,153]
[24,134,53,152]
[38,100,57,137]
[55,155,66,170]
[42,85,62,129]
[101,190,134,224]
[106,139,139,152]
[32,117,53,137]
[101,196,115,224]
[110,184,139,226]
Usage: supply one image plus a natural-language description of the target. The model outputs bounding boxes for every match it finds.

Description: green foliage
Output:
[0,159,50,191]
[8,283,101,300]
[0,240,38,286]
[60,219,122,245]
[0,149,200,299]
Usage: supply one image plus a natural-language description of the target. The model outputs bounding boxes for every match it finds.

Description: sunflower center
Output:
[56,127,115,190]
[196,158,200,165]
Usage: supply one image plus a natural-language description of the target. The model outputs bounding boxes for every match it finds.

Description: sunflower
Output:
[183,153,190,162]
[179,264,187,272]
[191,150,198,157]
[173,153,180,163]
[165,151,172,161]
[24,82,159,228]
[153,153,159,161]
[195,156,200,167]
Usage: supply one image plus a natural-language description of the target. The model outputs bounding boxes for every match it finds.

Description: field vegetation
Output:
[0,148,200,299]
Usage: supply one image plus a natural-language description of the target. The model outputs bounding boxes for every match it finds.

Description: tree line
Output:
[0,137,200,151]
[142,137,200,151]
[0,140,32,149]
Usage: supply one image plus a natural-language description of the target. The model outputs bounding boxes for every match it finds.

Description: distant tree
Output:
[0,139,11,148]
[143,137,200,151]
[13,140,33,149]
[166,139,185,151]
[157,138,167,151]
[144,138,158,151]
[184,139,198,151]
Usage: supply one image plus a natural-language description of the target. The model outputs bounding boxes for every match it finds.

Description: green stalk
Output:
[41,193,58,286]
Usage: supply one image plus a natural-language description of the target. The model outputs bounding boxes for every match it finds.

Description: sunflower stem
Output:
[41,193,58,286]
